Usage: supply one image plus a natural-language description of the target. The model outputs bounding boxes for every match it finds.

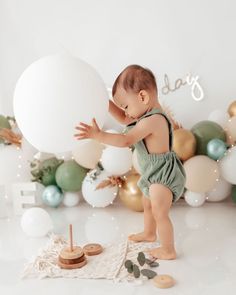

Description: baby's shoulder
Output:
[138,112,168,128]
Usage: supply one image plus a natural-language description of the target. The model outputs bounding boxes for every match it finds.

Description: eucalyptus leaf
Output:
[141,269,157,279]
[125,260,133,273]
[124,260,133,269]
[133,264,140,278]
[137,252,146,266]
[150,261,159,268]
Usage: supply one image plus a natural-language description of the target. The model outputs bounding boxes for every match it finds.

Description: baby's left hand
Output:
[74,118,101,140]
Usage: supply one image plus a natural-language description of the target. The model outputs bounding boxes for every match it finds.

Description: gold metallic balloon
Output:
[118,173,144,212]
[173,129,196,161]
[227,101,236,117]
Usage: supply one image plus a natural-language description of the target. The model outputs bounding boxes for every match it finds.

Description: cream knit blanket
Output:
[20,232,160,282]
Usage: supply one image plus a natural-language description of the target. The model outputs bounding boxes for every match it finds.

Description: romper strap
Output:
[131,108,173,152]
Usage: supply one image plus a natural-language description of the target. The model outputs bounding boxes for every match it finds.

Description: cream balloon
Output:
[183,155,220,193]
[208,109,229,128]
[13,53,108,153]
[219,146,236,184]
[206,177,232,202]
[184,190,206,207]
[101,146,133,175]
[82,169,118,207]
[72,139,104,169]
[21,207,53,237]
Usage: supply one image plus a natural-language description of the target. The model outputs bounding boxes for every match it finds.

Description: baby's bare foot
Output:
[147,247,177,260]
[128,232,157,242]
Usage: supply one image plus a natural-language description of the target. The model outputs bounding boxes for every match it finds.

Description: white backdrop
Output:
[0,0,235,129]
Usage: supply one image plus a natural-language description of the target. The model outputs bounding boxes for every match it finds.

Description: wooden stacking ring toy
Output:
[58,224,87,269]
[83,243,103,256]
[153,274,175,288]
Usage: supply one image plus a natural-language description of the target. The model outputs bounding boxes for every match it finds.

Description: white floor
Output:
[0,197,236,295]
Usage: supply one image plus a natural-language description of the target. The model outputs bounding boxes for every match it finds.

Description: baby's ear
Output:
[139,90,150,105]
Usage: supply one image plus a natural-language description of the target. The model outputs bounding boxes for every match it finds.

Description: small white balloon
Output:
[63,191,81,207]
[82,169,118,207]
[208,109,229,128]
[184,190,206,207]
[21,207,53,237]
[206,177,232,202]
[219,146,236,184]
[101,146,132,175]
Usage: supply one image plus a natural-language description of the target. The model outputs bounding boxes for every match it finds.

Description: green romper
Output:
[124,108,186,203]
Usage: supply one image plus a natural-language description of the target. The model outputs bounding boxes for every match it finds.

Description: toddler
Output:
[74,65,186,260]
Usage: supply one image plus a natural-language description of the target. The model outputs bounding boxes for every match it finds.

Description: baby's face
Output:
[113,87,149,120]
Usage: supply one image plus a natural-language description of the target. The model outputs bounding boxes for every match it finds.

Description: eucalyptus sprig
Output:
[124,251,159,279]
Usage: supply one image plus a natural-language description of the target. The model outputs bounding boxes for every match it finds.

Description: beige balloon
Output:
[225,115,236,143]
[183,155,220,193]
[72,140,105,169]
[173,129,196,161]
[118,173,144,212]
[227,100,236,117]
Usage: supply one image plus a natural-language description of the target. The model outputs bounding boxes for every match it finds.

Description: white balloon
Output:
[208,109,229,128]
[132,149,141,174]
[63,191,81,207]
[101,146,132,175]
[21,207,53,237]
[206,177,232,202]
[82,169,118,207]
[184,190,206,207]
[219,146,236,184]
[72,139,104,169]
[13,53,108,153]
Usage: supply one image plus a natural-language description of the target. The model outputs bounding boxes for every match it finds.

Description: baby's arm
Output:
[96,115,154,147]
[109,99,136,125]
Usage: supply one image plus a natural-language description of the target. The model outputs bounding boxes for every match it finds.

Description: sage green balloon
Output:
[55,160,88,191]
[0,115,11,144]
[191,120,226,155]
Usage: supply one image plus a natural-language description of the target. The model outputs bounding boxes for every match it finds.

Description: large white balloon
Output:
[21,207,53,237]
[101,146,133,175]
[219,146,236,184]
[206,177,232,202]
[82,169,118,207]
[13,53,108,153]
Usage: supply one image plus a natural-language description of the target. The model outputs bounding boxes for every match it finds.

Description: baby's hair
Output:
[112,64,157,97]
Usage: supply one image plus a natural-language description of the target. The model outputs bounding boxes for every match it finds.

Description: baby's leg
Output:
[128,195,157,242]
[147,183,177,260]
